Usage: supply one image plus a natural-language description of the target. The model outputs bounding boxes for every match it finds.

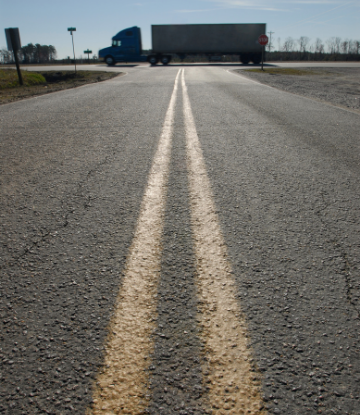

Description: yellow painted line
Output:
[88,69,181,415]
[182,70,265,414]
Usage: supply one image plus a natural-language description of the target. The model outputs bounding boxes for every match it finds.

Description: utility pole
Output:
[67,27,77,74]
[267,31,275,52]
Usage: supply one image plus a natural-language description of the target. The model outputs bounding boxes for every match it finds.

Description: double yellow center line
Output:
[88,69,265,415]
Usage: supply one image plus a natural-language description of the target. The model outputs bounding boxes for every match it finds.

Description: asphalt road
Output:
[1,66,360,415]
[18,61,360,74]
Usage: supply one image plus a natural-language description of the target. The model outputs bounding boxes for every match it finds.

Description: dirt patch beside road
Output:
[236,67,360,112]
[0,69,121,105]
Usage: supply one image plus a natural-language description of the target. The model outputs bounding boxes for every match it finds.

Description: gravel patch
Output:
[237,67,360,112]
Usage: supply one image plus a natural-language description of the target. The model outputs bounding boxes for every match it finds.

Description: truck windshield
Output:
[112,40,122,47]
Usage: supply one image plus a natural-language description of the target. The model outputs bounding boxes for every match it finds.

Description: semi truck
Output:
[98,23,266,65]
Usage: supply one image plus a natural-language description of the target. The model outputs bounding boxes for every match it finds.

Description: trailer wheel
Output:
[161,56,170,65]
[252,54,262,64]
[240,54,250,64]
[105,55,115,66]
[148,56,159,65]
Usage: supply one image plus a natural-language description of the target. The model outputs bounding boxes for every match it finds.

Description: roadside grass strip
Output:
[181,70,266,414]
[243,68,325,76]
[88,69,181,415]
[0,69,46,89]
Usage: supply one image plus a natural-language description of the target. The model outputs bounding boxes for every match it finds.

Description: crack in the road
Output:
[1,150,117,269]
[313,193,360,318]
[315,191,330,215]
[0,229,51,269]
[342,251,360,320]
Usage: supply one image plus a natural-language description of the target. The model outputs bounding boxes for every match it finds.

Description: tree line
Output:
[0,43,57,64]
[266,36,360,61]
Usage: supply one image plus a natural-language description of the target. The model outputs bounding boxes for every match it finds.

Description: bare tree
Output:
[348,40,355,54]
[0,48,12,63]
[355,40,360,54]
[314,38,324,54]
[341,40,349,54]
[298,36,310,53]
[334,37,341,53]
[327,37,337,54]
[283,37,295,52]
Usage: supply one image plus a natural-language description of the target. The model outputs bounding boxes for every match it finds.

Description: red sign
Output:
[258,34,268,46]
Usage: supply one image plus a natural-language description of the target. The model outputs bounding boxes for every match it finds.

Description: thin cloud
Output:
[278,0,356,31]
[174,0,356,16]
[282,0,338,3]
[216,0,283,7]
[175,6,285,12]
[205,0,344,8]
[307,14,346,24]
[175,8,221,13]
[200,0,290,11]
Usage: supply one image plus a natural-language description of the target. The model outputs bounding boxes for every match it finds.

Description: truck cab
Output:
[98,26,148,65]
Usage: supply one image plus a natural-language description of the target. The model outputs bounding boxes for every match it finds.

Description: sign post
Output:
[84,49,92,63]
[5,28,23,86]
[258,34,269,71]
[67,27,77,74]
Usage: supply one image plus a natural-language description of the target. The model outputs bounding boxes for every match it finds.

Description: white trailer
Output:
[150,23,266,64]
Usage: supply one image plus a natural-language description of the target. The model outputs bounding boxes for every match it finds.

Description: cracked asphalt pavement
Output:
[1,65,360,414]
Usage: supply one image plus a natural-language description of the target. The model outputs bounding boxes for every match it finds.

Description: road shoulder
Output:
[234,67,360,114]
[0,70,123,105]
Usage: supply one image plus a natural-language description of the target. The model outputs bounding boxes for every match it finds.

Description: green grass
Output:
[0,69,46,89]
[244,68,324,76]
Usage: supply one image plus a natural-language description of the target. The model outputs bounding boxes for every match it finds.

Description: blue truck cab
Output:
[98,26,148,65]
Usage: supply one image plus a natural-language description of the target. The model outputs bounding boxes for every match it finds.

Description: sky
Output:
[1,0,359,58]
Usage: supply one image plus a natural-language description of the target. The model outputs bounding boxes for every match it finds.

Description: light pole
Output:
[67,27,77,74]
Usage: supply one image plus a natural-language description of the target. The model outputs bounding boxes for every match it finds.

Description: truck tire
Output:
[252,54,262,64]
[161,56,170,65]
[240,54,250,64]
[105,56,115,66]
[148,56,159,65]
